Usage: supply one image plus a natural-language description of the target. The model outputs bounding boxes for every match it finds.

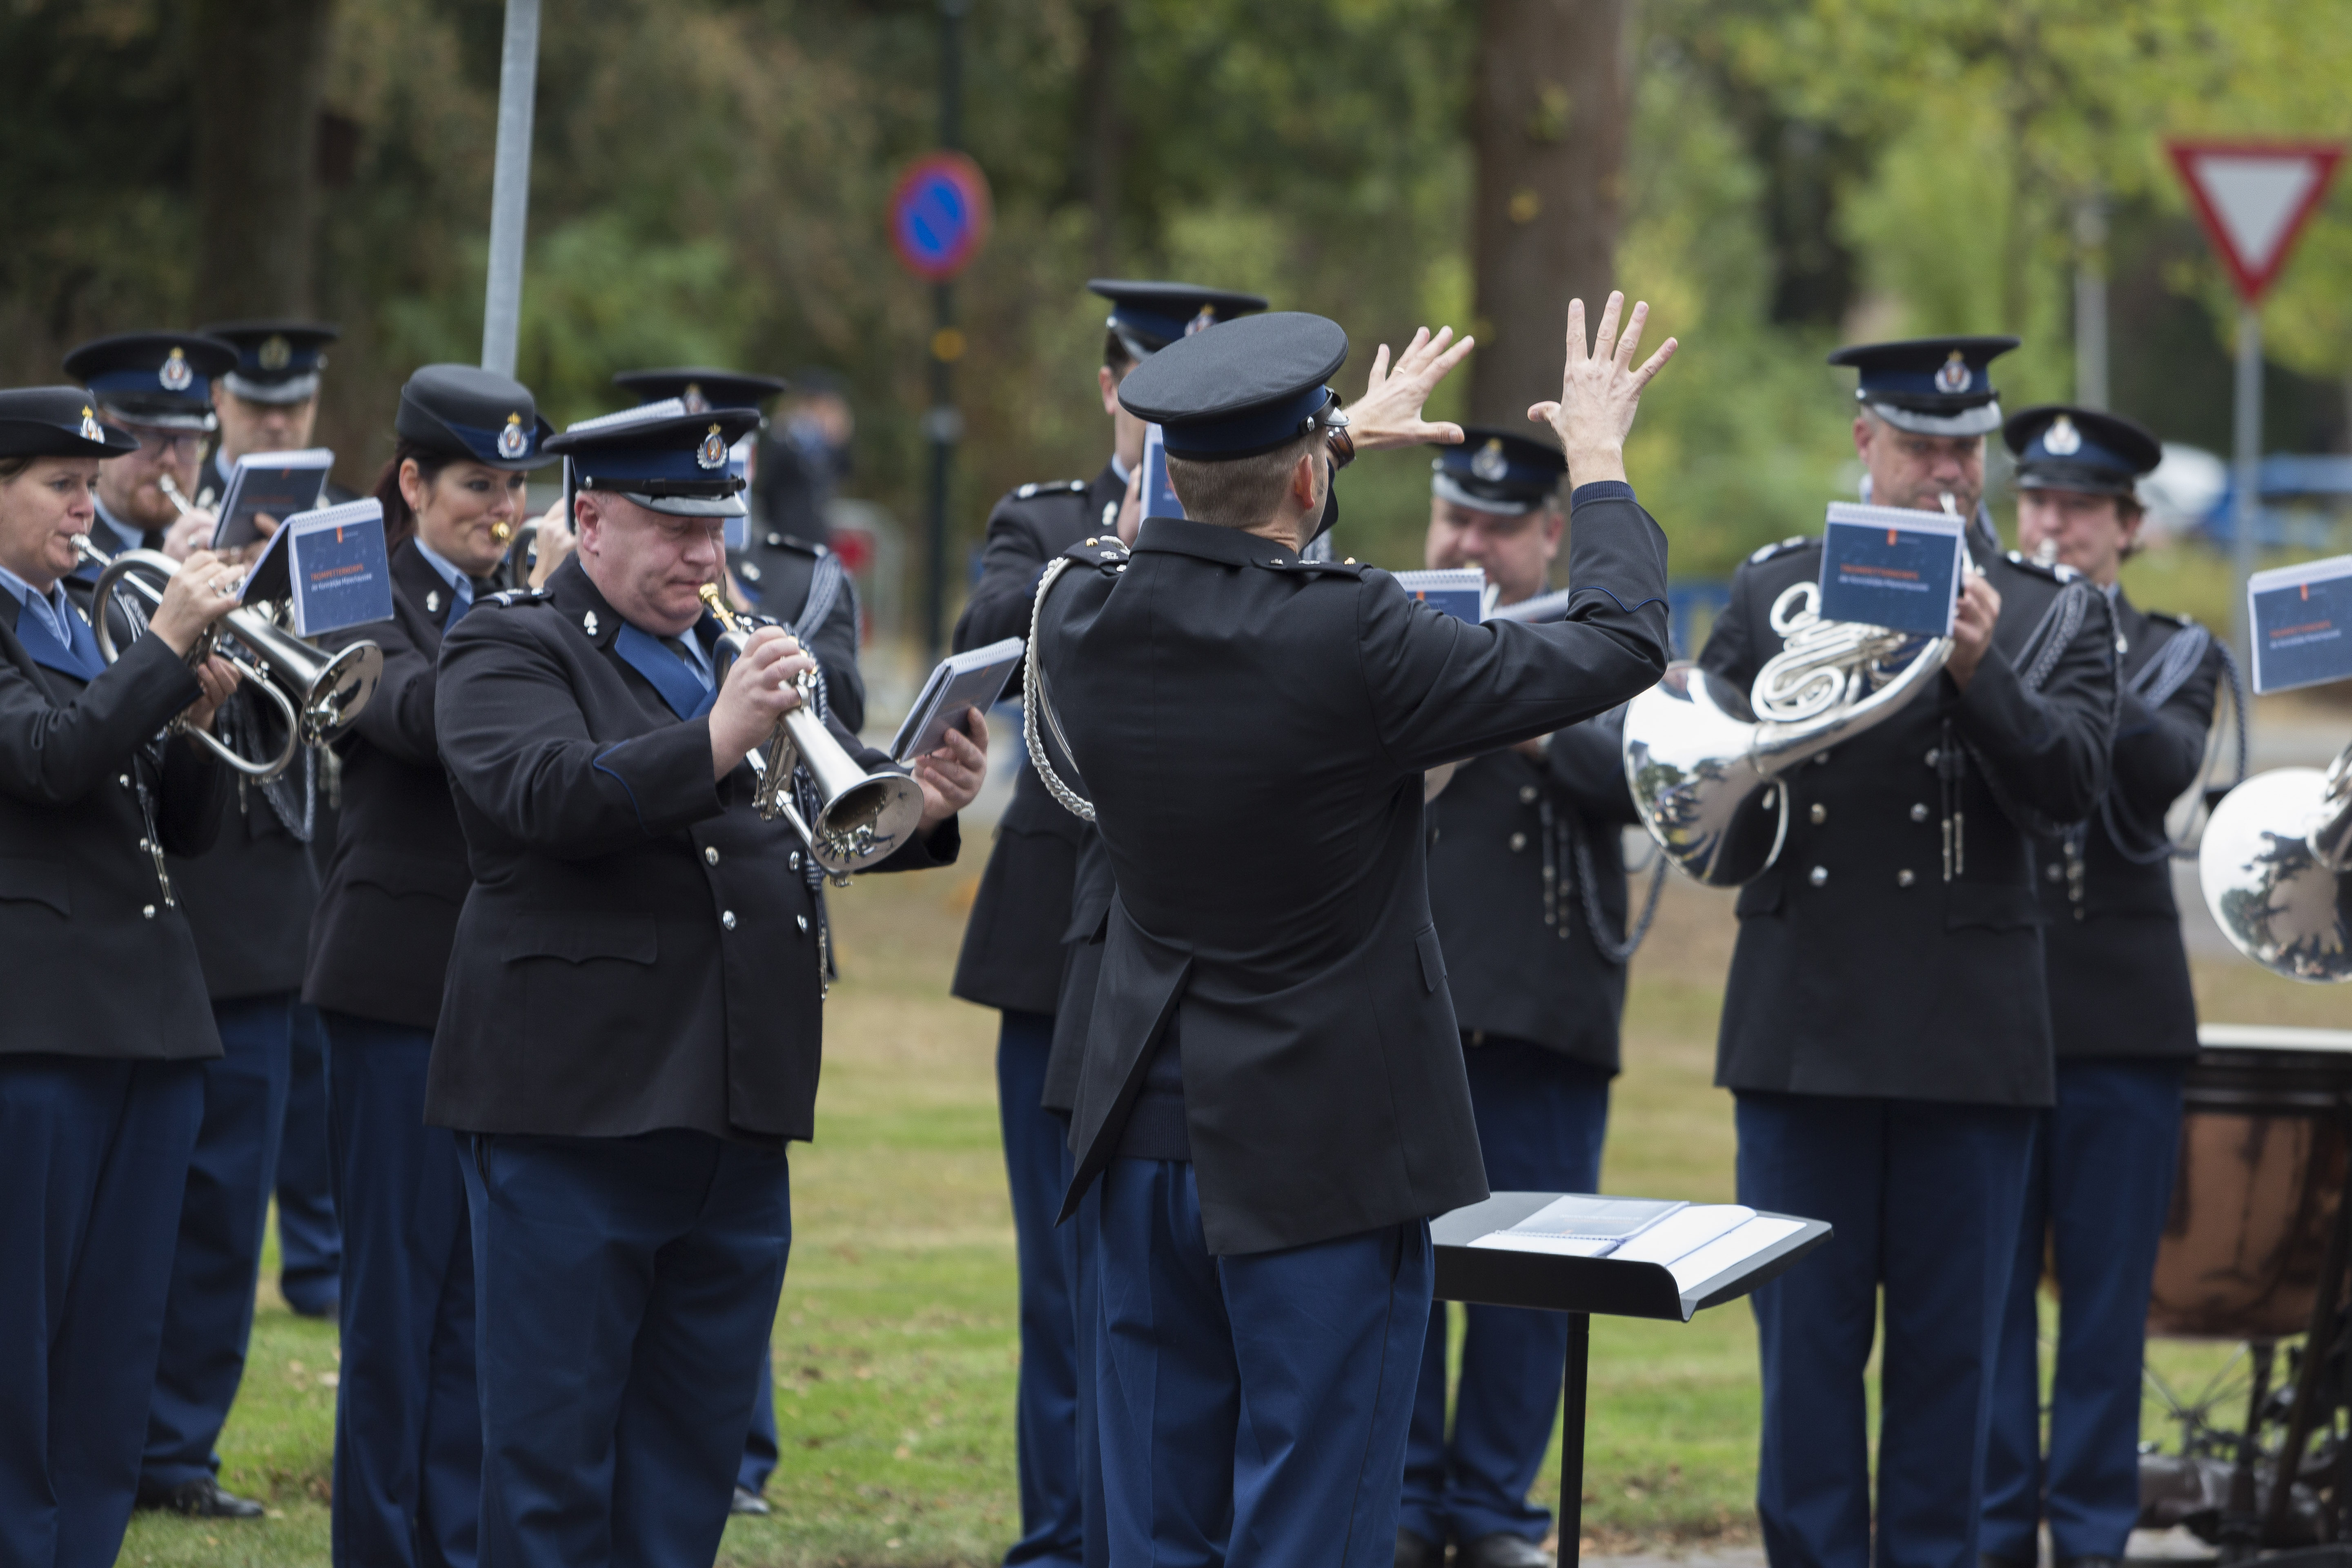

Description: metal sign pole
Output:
[2232,303,2262,675]
[481,0,543,377]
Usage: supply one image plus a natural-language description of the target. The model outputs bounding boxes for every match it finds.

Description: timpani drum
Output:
[2149,1024,2352,1342]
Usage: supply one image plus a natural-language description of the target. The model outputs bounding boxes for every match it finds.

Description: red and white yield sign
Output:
[2168,140,2345,304]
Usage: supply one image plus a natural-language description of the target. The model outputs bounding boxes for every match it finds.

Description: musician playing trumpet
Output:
[1693,337,2119,1568]
[0,386,245,1568]
[429,400,983,1566]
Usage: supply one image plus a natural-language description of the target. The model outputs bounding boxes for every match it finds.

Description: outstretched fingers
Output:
[1615,301,1650,368]
[1629,335,1679,392]
[1589,291,1626,367]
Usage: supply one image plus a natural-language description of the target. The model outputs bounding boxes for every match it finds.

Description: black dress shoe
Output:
[730,1485,772,1517]
[1460,1533,1555,1568]
[1396,1527,1443,1568]
[137,1476,266,1519]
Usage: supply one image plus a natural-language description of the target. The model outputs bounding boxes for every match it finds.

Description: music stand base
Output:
[1559,1313,1588,1568]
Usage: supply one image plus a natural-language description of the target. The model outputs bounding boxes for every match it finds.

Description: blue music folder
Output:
[2249,553,2352,694]
[1392,568,1487,623]
[1816,502,1965,638]
[284,499,395,636]
[1140,423,1185,520]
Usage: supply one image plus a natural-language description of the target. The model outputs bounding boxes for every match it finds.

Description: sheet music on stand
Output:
[1433,1191,1832,1567]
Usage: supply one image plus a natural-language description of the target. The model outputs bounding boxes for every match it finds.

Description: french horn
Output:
[2198,739,2352,983]
[75,535,381,780]
[699,584,923,879]
[1622,579,1953,886]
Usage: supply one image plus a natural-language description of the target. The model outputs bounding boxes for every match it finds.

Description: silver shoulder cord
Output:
[2096,624,2248,865]
[1024,556,1096,823]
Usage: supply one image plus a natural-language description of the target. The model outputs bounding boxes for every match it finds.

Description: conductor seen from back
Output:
[428,403,986,1568]
[1027,296,1675,1568]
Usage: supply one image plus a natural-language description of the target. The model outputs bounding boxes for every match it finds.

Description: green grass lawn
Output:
[118,861,2350,1566]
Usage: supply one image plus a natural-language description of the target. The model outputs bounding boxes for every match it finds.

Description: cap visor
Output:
[1862,398,2003,439]
[1433,472,1542,516]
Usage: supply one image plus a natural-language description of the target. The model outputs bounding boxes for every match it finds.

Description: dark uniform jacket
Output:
[1045,824,1116,1116]
[1428,707,1639,1073]
[427,557,958,1143]
[302,539,474,1029]
[0,596,226,1059]
[950,461,1128,1016]
[1034,492,1672,1255]
[729,526,865,735]
[2033,592,2218,1061]
[1698,535,2118,1107]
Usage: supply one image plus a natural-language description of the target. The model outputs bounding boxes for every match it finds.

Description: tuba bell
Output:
[75,535,382,780]
[699,584,924,880]
[2198,739,2352,983]
[1622,578,1953,886]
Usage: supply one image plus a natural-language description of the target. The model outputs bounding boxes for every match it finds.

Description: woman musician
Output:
[0,386,245,1568]
[298,364,556,1564]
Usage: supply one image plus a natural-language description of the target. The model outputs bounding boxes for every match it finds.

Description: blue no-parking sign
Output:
[890,151,993,282]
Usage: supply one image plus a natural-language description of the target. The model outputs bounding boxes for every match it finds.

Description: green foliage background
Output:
[4,0,2351,586]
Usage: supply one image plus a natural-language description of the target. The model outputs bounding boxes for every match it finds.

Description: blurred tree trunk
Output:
[1080,0,1124,276]
[1467,0,1629,428]
[192,0,334,319]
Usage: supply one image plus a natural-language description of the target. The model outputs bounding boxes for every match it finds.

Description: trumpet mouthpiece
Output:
[490,520,514,543]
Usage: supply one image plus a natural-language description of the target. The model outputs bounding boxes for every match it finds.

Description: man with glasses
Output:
[63,333,234,571]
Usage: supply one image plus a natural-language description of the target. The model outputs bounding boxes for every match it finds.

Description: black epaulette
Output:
[2146,608,2192,628]
[1059,535,1131,575]
[1014,479,1091,501]
[1748,535,1815,565]
[2001,550,2079,584]
[483,588,551,608]
[753,529,822,557]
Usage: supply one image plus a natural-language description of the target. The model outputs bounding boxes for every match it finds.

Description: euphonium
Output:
[2198,739,2352,983]
[75,535,382,780]
[1622,578,1954,886]
[698,584,923,879]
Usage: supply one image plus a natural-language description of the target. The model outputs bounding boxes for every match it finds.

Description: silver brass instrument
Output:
[699,584,922,879]
[2198,739,2352,983]
[1623,579,1953,886]
[74,535,383,780]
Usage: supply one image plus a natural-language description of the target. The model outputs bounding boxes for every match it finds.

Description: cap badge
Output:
[78,405,102,443]
[159,347,192,392]
[2042,414,2082,456]
[1934,351,1971,394]
[1184,307,1218,338]
[697,423,728,470]
[497,412,529,459]
[680,383,709,415]
[258,334,292,372]
[1471,438,1510,483]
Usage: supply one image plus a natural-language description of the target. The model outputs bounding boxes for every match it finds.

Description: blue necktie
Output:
[611,621,717,721]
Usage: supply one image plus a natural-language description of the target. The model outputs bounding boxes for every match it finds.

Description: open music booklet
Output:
[209,448,335,550]
[1467,1194,1808,1290]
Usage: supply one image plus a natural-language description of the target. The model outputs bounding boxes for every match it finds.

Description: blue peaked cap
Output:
[1433,427,1567,515]
[2003,404,2160,499]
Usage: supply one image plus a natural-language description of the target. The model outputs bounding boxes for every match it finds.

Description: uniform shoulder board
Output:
[2001,550,2076,583]
[1058,535,1130,573]
[1013,479,1091,502]
[1748,535,1814,566]
[2146,608,2192,628]
[483,588,550,608]
[1263,556,1365,579]
[759,530,821,556]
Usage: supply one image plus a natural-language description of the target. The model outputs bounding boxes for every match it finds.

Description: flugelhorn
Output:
[2198,739,2352,983]
[76,536,382,780]
[698,584,923,879]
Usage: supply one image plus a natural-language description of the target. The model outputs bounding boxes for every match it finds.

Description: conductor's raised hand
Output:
[708,625,814,780]
[1341,326,1476,453]
[1526,292,1678,488]
[912,707,989,831]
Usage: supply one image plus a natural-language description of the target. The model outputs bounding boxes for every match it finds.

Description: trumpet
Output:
[75,535,383,780]
[698,584,923,880]
[2198,739,2352,983]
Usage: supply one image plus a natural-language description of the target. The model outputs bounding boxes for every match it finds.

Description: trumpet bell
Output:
[1623,663,1791,887]
[798,764,926,876]
[2199,764,2352,984]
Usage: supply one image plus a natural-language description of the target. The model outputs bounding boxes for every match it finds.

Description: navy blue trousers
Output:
[323,1013,479,1568]
[1403,1041,1610,1548]
[1982,1060,2186,1562]
[1000,1009,1085,1567]
[0,1056,202,1568]
[464,1129,792,1568]
[740,1347,779,1494]
[277,1000,342,1316]
[1093,1159,1432,1568]
[144,991,295,1489]
[1737,1093,2036,1568]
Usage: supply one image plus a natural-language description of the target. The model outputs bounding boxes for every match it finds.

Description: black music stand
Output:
[1432,1192,1833,1568]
